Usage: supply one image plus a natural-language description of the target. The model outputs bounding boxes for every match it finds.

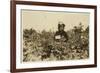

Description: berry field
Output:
[23,25,89,62]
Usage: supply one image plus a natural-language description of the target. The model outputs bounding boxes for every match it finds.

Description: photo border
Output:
[10,0,97,72]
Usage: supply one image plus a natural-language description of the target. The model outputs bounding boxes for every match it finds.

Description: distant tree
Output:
[85,26,89,33]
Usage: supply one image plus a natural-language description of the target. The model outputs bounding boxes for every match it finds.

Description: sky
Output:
[22,10,90,32]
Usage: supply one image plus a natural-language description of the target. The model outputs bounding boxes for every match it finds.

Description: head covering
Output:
[58,21,65,29]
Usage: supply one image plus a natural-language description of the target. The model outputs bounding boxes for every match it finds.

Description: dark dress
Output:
[54,30,68,42]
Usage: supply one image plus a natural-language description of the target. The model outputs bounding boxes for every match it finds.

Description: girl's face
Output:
[59,25,64,31]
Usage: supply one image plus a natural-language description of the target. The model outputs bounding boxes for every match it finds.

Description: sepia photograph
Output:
[11,1,97,72]
[22,10,90,62]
